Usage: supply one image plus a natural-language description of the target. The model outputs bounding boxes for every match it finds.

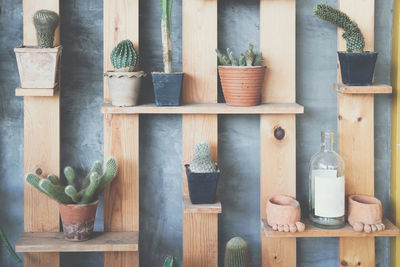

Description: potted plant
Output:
[216,43,266,106]
[104,40,146,107]
[14,10,62,89]
[185,141,220,204]
[314,4,377,86]
[151,0,183,106]
[25,157,118,241]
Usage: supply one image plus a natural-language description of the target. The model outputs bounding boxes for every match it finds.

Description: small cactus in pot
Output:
[224,237,249,267]
[185,141,220,204]
[314,4,377,85]
[216,43,266,106]
[105,40,146,107]
[33,10,59,48]
[25,157,118,241]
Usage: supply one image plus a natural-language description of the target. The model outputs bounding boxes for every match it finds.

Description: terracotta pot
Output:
[14,45,63,89]
[348,195,383,232]
[59,200,98,241]
[218,66,266,106]
[105,71,146,107]
[266,195,305,232]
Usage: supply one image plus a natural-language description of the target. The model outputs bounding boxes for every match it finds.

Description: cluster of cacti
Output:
[224,237,249,267]
[160,0,173,73]
[189,141,217,173]
[163,256,179,267]
[216,43,263,67]
[0,226,21,263]
[25,157,118,205]
[111,40,138,72]
[314,4,365,53]
[33,10,59,48]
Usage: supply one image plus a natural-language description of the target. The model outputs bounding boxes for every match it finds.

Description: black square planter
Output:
[338,52,378,86]
[185,164,220,204]
[151,72,183,106]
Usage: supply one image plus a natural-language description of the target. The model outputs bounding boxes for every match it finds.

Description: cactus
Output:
[216,44,263,67]
[111,40,138,72]
[0,226,21,263]
[190,141,217,173]
[33,10,59,48]
[224,237,249,267]
[314,4,365,53]
[163,256,179,267]
[25,158,118,205]
[160,0,173,73]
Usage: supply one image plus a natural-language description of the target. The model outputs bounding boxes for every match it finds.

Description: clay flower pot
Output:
[348,195,385,233]
[185,164,220,204]
[14,45,63,89]
[218,66,266,106]
[266,195,305,233]
[105,71,146,107]
[59,200,98,241]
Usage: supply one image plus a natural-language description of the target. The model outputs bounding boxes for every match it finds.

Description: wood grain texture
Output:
[262,218,400,238]
[260,0,295,103]
[16,232,139,252]
[23,0,60,265]
[16,88,57,97]
[101,103,305,114]
[338,1,375,265]
[183,214,218,267]
[104,114,139,266]
[103,0,139,103]
[182,0,217,103]
[334,83,392,94]
[183,196,222,214]
[260,114,296,267]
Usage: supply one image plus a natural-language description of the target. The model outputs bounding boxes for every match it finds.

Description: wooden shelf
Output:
[101,103,304,115]
[261,218,400,238]
[16,231,138,252]
[334,83,392,94]
[15,87,57,97]
[183,195,222,214]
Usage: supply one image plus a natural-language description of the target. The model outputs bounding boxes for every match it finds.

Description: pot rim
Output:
[59,200,99,208]
[105,70,146,78]
[218,65,267,69]
[337,51,378,55]
[349,194,381,206]
[267,194,300,208]
[14,45,63,53]
[151,71,184,75]
[185,164,220,174]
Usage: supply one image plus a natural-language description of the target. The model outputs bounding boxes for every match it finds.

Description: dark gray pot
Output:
[185,164,220,204]
[338,52,378,86]
[151,72,183,106]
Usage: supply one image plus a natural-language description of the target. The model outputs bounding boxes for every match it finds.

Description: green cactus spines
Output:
[314,4,365,53]
[81,160,102,190]
[96,157,118,194]
[25,173,46,194]
[227,48,239,66]
[190,141,217,173]
[33,10,59,48]
[253,52,263,66]
[47,174,59,185]
[239,54,246,66]
[38,179,73,204]
[224,237,249,267]
[65,185,80,203]
[216,49,231,66]
[81,173,100,204]
[163,256,179,267]
[245,43,255,66]
[111,40,138,72]
[64,166,76,188]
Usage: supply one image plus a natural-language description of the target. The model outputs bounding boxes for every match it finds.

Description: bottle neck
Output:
[320,131,334,152]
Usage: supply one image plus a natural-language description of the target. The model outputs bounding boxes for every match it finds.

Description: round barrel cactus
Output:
[111,40,138,72]
[33,10,59,48]
[190,141,217,173]
[224,237,249,267]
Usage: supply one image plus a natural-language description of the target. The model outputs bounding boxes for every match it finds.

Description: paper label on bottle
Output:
[315,175,345,218]
[311,170,337,207]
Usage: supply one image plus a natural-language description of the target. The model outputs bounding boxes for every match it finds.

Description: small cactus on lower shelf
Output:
[25,157,118,205]
[189,141,217,173]
[163,256,179,267]
[224,237,249,267]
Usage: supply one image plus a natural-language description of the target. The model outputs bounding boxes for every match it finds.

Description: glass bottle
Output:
[309,131,345,229]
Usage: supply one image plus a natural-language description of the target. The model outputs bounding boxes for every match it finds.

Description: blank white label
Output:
[315,176,345,218]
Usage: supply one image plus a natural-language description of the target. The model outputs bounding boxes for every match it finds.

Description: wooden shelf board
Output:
[261,217,400,238]
[334,83,392,94]
[16,231,138,252]
[101,103,304,115]
[183,195,222,214]
[15,87,56,97]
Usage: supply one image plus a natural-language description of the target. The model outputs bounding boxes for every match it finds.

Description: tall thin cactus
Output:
[161,0,173,73]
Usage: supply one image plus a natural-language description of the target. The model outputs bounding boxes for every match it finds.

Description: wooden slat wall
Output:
[23,0,60,266]
[337,1,375,266]
[260,0,297,266]
[182,0,218,266]
[103,1,139,266]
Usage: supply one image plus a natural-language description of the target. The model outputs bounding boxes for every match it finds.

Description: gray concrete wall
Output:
[0,0,393,266]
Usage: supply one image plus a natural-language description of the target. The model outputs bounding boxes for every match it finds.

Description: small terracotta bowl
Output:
[266,195,305,232]
[348,194,383,231]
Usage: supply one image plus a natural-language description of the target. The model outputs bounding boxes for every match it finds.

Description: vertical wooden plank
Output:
[260,114,296,267]
[104,114,139,266]
[260,0,296,103]
[391,1,400,266]
[23,0,60,266]
[103,0,139,103]
[338,1,375,266]
[182,0,217,103]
